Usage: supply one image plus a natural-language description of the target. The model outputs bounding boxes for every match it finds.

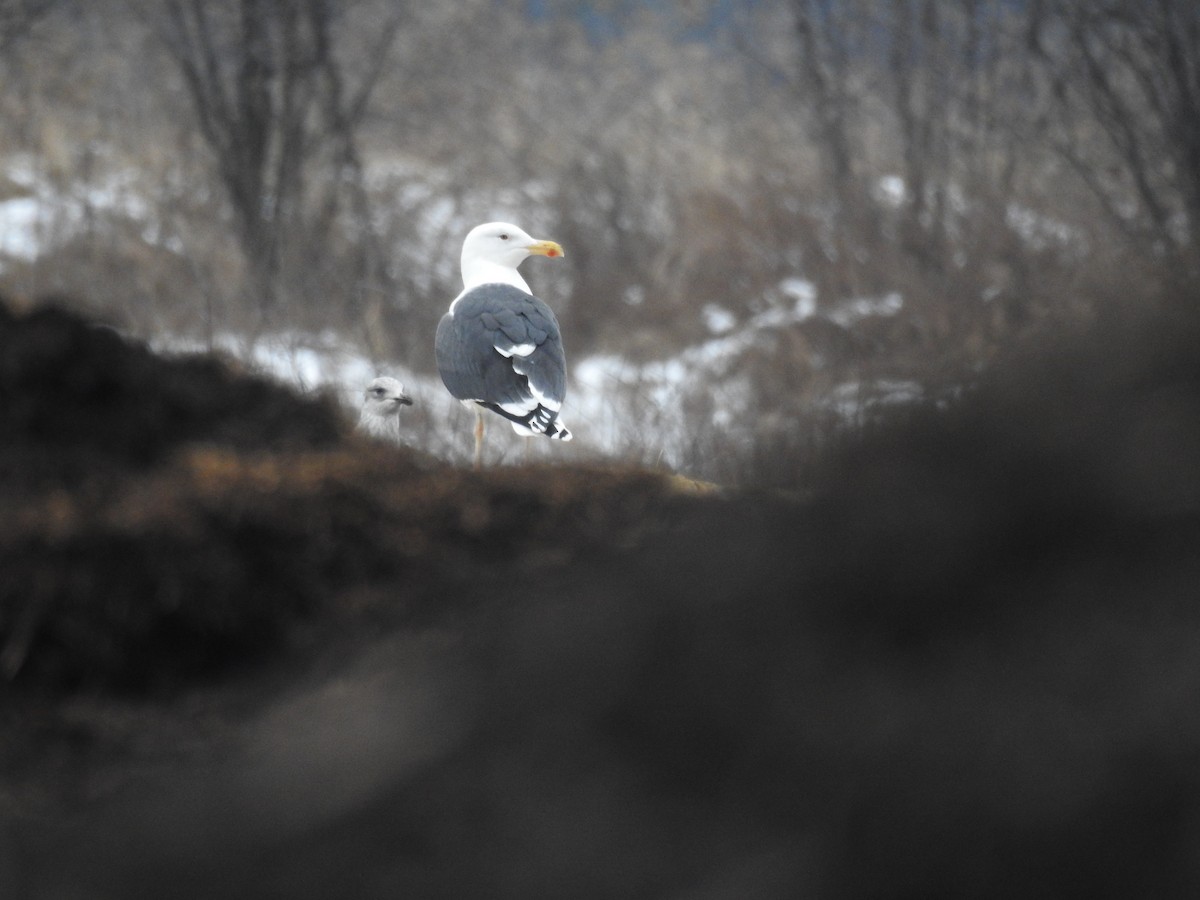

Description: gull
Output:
[356,376,413,445]
[435,221,571,469]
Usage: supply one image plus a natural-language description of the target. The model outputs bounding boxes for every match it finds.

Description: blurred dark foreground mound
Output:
[0,302,690,692]
[3,293,1200,899]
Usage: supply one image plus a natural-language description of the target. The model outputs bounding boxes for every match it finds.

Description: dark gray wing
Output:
[435,284,567,431]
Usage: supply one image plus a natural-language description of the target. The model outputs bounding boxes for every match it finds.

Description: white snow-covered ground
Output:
[6,159,955,471]
[152,329,413,412]
[571,280,920,465]
[0,195,44,260]
[144,272,923,472]
[0,154,168,271]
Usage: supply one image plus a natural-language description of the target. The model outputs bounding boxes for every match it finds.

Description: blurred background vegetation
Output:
[1,0,1197,485]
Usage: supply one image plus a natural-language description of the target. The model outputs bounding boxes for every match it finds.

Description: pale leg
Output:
[473,407,485,470]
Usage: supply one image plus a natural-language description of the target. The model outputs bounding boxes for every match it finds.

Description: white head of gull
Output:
[356,376,412,445]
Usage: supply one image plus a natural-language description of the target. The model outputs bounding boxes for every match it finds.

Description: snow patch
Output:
[0,156,178,265]
[151,330,436,416]
[824,379,923,419]
[778,277,817,320]
[826,292,903,327]
[1006,204,1085,252]
[875,175,907,208]
[702,304,736,334]
[0,197,44,260]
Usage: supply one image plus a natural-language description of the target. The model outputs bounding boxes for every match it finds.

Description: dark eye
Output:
[499,233,509,240]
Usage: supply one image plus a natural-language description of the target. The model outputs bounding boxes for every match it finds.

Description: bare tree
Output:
[790,0,859,198]
[883,3,1023,264]
[137,0,404,323]
[1032,0,1200,256]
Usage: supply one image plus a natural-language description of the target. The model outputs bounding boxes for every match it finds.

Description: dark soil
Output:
[3,295,1200,898]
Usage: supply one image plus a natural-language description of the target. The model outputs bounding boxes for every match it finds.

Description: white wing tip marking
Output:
[495,342,536,359]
